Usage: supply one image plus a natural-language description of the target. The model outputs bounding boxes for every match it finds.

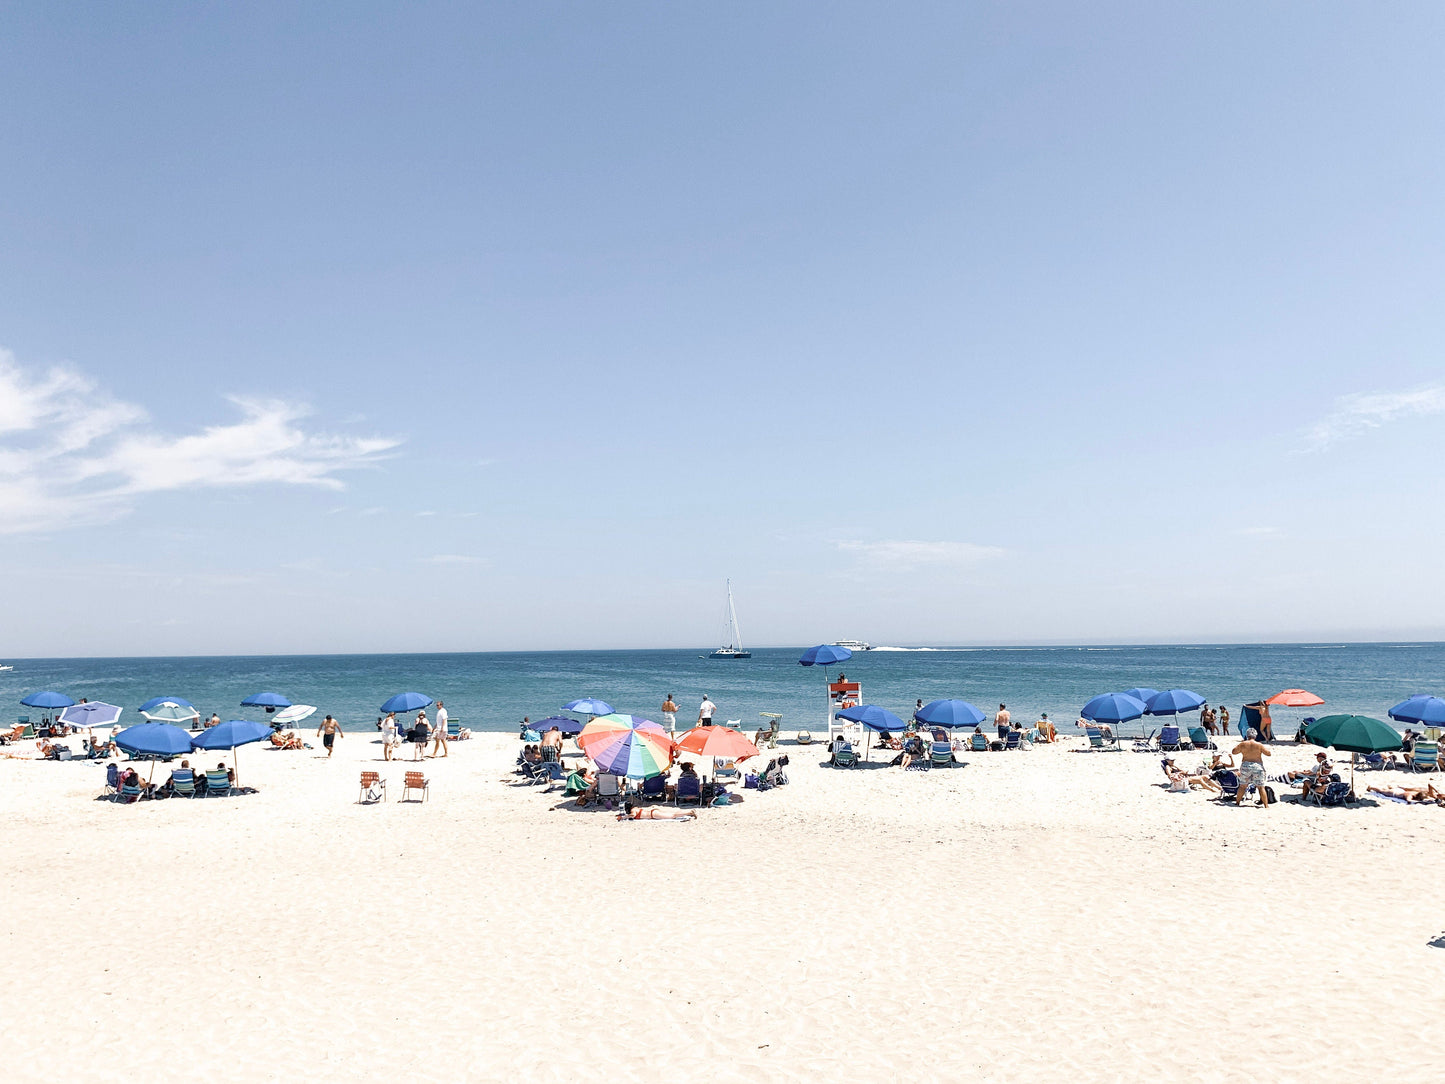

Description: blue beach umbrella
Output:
[241,692,291,710]
[533,715,585,736]
[139,696,194,712]
[1081,692,1148,723]
[798,645,853,667]
[914,699,986,728]
[192,719,273,787]
[1145,689,1206,717]
[1123,688,1160,705]
[837,704,906,732]
[58,701,124,729]
[381,692,433,714]
[21,691,75,709]
[563,698,613,716]
[1388,695,1445,726]
[115,722,195,757]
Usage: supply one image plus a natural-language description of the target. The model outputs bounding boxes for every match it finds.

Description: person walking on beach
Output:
[412,711,429,760]
[1219,705,1231,736]
[1200,704,1216,735]
[431,700,449,758]
[316,715,342,758]
[381,712,398,761]
[698,695,716,727]
[1232,728,1272,807]
[661,694,678,734]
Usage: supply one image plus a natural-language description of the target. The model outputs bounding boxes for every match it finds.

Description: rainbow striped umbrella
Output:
[577,714,673,779]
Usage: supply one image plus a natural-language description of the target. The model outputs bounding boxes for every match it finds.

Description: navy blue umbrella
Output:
[241,692,291,709]
[836,704,906,732]
[381,692,433,713]
[115,722,195,757]
[191,719,272,789]
[798,645,853,667]
[1123,688,1160,705]
[914,699,986,728]
[1145,689,1206,716]
[533,715,584,736]
[1081,692,1147,723]
[563,698,612,716]
[21,690,74,709]
[1388,695,1445,725]
[191,720,273,750]
[139,695,194,712]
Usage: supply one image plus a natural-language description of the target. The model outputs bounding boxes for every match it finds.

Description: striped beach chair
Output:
[205,769,233,797]
[1410,741,1439,773]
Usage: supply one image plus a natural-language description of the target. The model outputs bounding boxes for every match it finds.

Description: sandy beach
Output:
[3,728,1443,1082]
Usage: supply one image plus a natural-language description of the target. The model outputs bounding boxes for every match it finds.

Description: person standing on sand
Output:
[661,694,678,734]
[698,695,716,727]
[316,715,342,758]
[381,712,397,761]
[413,711,429,760]
[1232,728,1271,807]
[431,700,449,757]
[1219,705,1231,736]
[995,704,1010,738]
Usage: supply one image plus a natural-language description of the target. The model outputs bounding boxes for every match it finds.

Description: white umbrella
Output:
[272,704,317,728]
[140,702,201,725]
[58,702,124,728]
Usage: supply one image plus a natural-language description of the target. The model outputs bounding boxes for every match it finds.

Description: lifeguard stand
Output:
[827,678,862,743]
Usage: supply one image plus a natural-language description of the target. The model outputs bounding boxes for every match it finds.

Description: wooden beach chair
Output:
[359,771,387,803]
[402,771,430,802]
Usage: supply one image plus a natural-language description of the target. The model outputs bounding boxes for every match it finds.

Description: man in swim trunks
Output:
[316,715,343,758]
[1232,728,1271,807]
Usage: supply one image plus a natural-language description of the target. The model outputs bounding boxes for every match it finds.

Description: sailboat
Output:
[707,580,752,660]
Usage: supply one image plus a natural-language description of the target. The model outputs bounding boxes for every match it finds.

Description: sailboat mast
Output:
[727,579,742,649]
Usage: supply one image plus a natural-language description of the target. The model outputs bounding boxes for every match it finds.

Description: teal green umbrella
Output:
[1304,715,1403,754]
[1306,714,1403,788]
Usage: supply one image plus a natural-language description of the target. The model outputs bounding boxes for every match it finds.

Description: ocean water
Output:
[2,643,1441,738]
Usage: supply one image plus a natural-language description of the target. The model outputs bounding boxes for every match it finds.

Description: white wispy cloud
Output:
[0,349,400,533]
[836,539,1005,568]
[1301,384,1445,451]
[420,554,487,565]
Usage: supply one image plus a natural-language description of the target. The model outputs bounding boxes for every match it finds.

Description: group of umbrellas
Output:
[546,699,761,780]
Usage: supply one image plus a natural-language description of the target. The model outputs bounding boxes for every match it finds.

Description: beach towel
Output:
[1372,791,1414,804]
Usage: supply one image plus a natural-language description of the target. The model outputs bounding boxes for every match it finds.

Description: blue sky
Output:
[2,2,1444,656]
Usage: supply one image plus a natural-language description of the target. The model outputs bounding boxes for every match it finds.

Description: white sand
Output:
[3,729,1444,1082]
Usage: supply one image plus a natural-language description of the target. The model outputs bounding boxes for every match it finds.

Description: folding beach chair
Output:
[1214,770,1240,802]
[204,769,233,798]
[638,774,667,802]
[674,774,702,807]
[597,772,623,809]
[169,769,198,799]
[830,742,858,767]
[1003,731,1022,751]
[969,733,991,753]
[1188,727,1216,751]
[757,713,782,749]
[1158,726,1182,752]
[402,771,430,802]
[359,771,387,803]
[1309,778,1353,807]
[1410,741,1439,773]
[1085,727,1120,751]
[929,741,955,768]
[119,781,143,803]
[104,762,120,800]
[713,758,741,785]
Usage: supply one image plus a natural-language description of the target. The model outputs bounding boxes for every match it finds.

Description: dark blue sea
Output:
[2,643,1440,737]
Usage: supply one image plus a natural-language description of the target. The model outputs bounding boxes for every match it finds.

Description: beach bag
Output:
[1262,785,1277,804]
[744,773,758,789]
[712,793,731,806]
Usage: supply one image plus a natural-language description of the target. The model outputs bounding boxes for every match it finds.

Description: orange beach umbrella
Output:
[674,725,760,761]
[1265,689,1325,707]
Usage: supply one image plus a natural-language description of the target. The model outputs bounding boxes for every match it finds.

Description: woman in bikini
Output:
[617,801,697,821]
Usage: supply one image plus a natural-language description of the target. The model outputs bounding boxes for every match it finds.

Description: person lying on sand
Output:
[1162,759,1221,793]
[617,801,696,821]
[1367,783,1445,803]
